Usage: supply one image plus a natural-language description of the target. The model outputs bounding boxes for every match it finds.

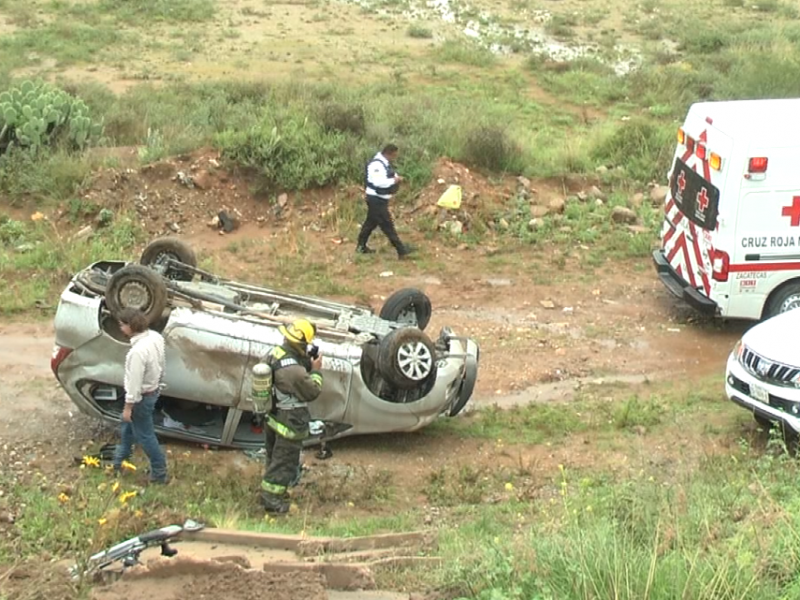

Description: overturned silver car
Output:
[51,238,479,449]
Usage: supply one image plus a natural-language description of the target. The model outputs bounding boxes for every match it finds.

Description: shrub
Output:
[591,119,674,183]
[435,40,496,67]
[460,125,522,173]
[407,24,434,39]
[216,116,360,191]
[318,102,366,135]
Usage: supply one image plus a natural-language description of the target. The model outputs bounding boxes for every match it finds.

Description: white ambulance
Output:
[653,98,800,321]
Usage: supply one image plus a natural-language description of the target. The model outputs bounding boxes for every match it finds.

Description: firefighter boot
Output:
[260,492,290,515]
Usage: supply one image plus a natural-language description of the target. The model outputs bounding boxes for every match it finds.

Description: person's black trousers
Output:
[357,195,403,251]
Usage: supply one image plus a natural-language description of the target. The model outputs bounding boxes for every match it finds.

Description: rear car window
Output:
[670,157,720,231]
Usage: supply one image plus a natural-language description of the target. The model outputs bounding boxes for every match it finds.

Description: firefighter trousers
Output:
[261,408,309,500]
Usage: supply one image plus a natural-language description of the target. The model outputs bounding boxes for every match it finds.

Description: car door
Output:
[243,332,354,424]
[160,307,250,407]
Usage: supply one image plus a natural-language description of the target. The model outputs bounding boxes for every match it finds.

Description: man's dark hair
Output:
[382,143,398,155]
[118,308,149,334]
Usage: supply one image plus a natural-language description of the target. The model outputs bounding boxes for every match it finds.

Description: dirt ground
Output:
[90,558,328,600]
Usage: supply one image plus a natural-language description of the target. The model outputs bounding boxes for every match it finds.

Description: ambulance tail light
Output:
[711,249,730,282]
[709,152,722,171]
[677,128,686,144]
[696,144,707,160]
[748,157,768,173]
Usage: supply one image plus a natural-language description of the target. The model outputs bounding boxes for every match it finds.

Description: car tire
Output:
[764,280,800,319]
[140,237,197,281]
[449,353,478,417]
[378,328,438,390]
[379,288,432,330]
[106,265,169,325]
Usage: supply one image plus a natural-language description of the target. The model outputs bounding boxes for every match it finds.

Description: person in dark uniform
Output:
[356,144,415,259]
[260,319,324,514]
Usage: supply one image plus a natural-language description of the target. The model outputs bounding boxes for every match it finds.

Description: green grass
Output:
[0,215,142,315]
[2,378,798,598]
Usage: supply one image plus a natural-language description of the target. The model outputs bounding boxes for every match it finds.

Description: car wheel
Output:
[764,281,800,319]
[379,288,432,330]
[106,265,169,325]
[140,237,197,282]
[378,328,438,390]
[449,353,478,417]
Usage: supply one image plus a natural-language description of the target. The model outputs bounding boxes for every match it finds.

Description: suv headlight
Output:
[732,339,745,363]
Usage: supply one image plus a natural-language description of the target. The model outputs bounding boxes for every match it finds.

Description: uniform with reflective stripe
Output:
[261,343,324,508]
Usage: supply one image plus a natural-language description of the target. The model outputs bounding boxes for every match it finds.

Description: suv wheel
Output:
[140,237,197,282]
[378,328,438,390]
[106,265,169,325]
[379,288,432,330]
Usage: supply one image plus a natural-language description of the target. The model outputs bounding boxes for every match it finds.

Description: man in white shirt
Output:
[112,307,168,484]
[356,144,415,259]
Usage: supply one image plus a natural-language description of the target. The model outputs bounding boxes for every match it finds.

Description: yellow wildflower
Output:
[82,456,101,468]
[134,510,144,518]
[121,461,137,472]
[58,493,70,504]
[112,481,120,493]
[504,482,514,491]
[98,518,108,526]
[119,491,137,504]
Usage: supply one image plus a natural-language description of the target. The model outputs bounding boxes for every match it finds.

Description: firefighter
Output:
[260,319,324,514]
[356,143,415,259]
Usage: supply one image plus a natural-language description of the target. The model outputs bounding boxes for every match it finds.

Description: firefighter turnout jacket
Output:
[265,344,323,439]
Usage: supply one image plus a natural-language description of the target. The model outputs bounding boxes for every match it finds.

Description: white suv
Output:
[726,309,800,435]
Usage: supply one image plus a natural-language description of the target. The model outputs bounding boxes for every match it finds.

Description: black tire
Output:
[378,328,438,390]
[764,281,800,319]
[449,354,478,417]
[105,265,168,325]
[140,237,197,282]
[379,288,432,330]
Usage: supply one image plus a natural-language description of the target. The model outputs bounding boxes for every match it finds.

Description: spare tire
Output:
[378,328,438,390]
[379,288,432,330]
[140,237,197,281]
[105,265,168,326]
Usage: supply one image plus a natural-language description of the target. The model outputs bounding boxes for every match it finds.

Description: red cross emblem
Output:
[677,171,686,192]
[782,196,800,227]
[697,187,709,212]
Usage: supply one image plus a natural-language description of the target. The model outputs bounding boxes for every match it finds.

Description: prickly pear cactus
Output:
[0,80,104,152]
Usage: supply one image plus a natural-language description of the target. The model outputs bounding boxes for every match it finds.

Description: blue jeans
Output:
[113,393,167,482]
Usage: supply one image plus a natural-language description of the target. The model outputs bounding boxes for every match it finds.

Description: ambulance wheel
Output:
[764,281,800,319]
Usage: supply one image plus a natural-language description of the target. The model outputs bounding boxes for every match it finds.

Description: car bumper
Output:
[652,249,717,315]
[725,353,800,433]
